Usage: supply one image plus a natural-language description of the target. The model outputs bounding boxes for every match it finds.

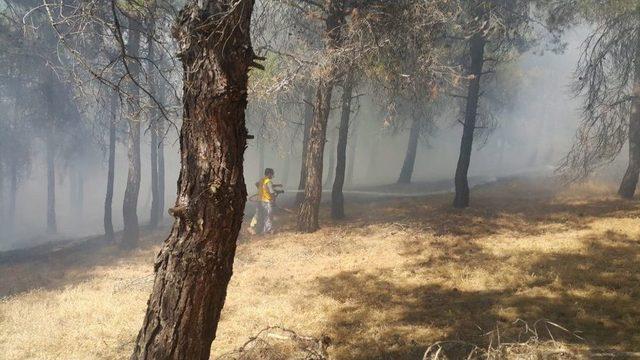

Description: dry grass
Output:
[1,177,639,359]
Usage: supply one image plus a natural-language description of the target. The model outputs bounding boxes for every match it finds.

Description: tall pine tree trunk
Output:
[122,16,143,248]
[618,48,640,198]
[105,93,117,242]
[324,129,336,188]
[296,86,314,205]
[453,33,485,208]
[131,1,255,358]
[43,74,57,234]
[152,74,167,227]
[46,132,57,234]
[331,75,354,219]
[297,0,345,232]
[148,8,162,230]
[397,116,421,184]
[346,120,358,187]
[150,113,160,228]
[297,80,334,232]
[157,114,165,226]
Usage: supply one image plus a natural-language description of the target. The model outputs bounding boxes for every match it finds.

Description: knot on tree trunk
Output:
[168,205,187,219]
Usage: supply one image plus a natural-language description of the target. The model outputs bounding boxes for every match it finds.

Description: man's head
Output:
[264,168,275,179]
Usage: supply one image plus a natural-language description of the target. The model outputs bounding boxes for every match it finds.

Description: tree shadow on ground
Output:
[315,231,640,359]
[319,179,640,241]
[0,228,168,297]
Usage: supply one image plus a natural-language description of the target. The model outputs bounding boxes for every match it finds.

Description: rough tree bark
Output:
[297,81,334,232]
[397,115,421,184]
[453,33,485,208]
[122,15,143,248]
[331,74,354,219]
[297,0,345,232]
[618,49,640,198]
[104,93,117,242]
[131,1,256,358]
[296,86,315,205]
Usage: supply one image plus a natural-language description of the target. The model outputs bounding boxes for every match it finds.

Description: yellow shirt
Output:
[258,177,273,202]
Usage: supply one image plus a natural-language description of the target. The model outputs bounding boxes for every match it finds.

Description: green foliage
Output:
[248,51,288,100]
[249,52,280,83]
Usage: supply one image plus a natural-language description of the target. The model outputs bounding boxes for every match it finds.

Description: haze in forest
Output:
[3,1,640,359]
[0,27,601,251]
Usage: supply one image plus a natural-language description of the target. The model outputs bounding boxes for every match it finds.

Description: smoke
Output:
[245,28,591,187]
[0,130,182,251]
[0,27,622,251]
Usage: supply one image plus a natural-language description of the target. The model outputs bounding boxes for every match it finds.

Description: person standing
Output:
[256,168,277,234]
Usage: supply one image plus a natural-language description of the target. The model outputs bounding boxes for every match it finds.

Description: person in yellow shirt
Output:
[254,168,278,234]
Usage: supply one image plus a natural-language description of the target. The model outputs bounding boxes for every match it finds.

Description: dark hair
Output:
[264,168,274,176]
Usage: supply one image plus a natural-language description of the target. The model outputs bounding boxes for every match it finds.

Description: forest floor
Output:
[1,176,639,359]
